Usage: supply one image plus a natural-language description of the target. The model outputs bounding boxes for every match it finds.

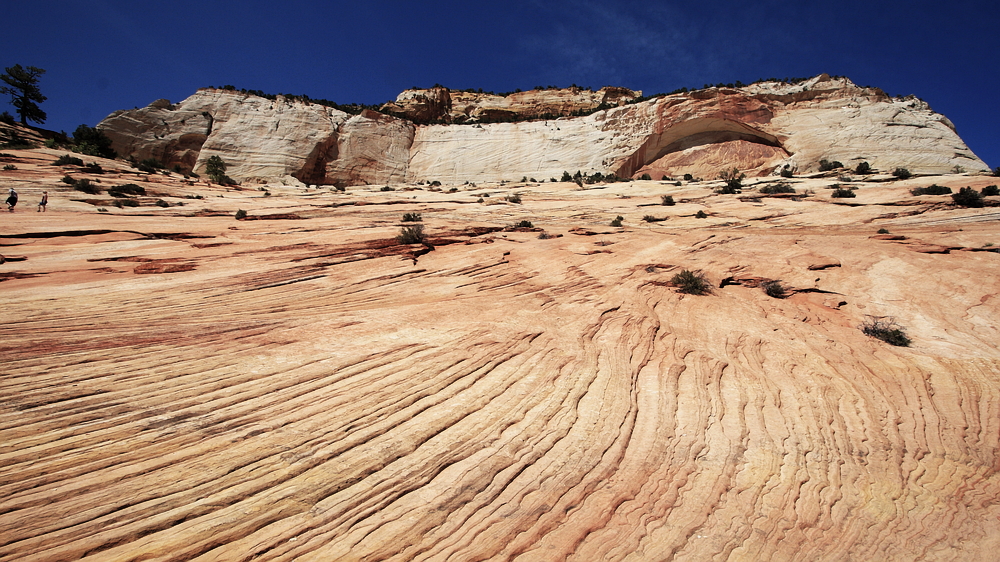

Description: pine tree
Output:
[1,65,47,125]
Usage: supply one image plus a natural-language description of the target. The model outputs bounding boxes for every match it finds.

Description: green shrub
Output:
[380,186,395,191]
[661,195,675,206]
[642,215,656,222]
[780,165,794,178]
[114,198,139,208]
[981,185,999,196]
[819,159,843,172]
[401,212,422,222]
[610,215,623,227]
[155,199,170,207]
[911,184,952,196]
[108,183,145,197]
[514,220,533,228]
[72,125,117,159]
[671,270,711,295]
[855,162,871,174]
[831,188,856,198]
[54,154,84,166]
[204,155,228,183]
[44,138,58,148]
[877,228,890,234]
[561,171,573,182]
[762,280,787,299]
[695,210,708,218]
[993,167,1000,177]
[73,178,100,195]
[759,183,795,194]
[661,175,669,181]
[683,173,693,181]
[0,111,14,125]
[639,173,652,181]
[719,167,745,192]
[861,316,911,347]
[521,176,527,182]
[61,174,75,184]
[952,186,984,208]
[397,224,425,244]
[2,164,15,171]
[84,162,103,174]
[892,167,912,180]
[235,209,247,220]
[137,158,164,173]
[429,180,441,187]
[505,193,522,204]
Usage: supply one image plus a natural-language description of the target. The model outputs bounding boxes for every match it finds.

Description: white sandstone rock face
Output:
[98,76,989,186]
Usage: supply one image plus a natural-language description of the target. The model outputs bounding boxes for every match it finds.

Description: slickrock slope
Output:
[2,148,1000,561]
[98,75,989,187]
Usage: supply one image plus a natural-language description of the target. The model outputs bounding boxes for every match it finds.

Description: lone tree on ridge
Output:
[1,64,47,125]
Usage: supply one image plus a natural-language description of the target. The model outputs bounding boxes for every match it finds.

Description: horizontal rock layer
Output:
[98,75,989,187]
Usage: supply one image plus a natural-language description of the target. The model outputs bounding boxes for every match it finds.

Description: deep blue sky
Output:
[5,0,997,167]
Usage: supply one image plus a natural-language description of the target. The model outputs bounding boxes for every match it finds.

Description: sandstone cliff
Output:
[98,75,989,186]
[381,85,641,123]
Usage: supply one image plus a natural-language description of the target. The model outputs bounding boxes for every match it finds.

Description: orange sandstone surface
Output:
[2,148,1000,561]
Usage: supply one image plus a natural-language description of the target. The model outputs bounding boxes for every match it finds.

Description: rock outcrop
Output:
[98,75,990,186]
[381,85,641,123]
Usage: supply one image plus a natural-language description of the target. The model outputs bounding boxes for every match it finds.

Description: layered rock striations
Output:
[98,75,989,186]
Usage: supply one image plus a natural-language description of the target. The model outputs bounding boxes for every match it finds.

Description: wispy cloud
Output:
[516,0,730,91]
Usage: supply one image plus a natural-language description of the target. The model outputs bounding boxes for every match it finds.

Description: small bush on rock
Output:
[892,167,912,180]
[401,212,422,222]
[695,210,708,218]
[952,186,984,208]
[661,195,675,206]
[671,269,711,295]
[819,159,843,172]
[911,184,952,196]
[762,280,787,298]
[855,162,871,174]
[235,209,247,220]
[861,316,911,347]
[759,183,795,194]
[73,178,100,195]
[54,154,84,166]
[397,224,425,244]
[514,220,533,228]
[610,215,623,227]
[831,187,856,198]
[981,185,999,196]
[718,167,745,192]
[108,183,145,198]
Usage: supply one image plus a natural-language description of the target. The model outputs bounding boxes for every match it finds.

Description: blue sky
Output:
[5,0,998,168]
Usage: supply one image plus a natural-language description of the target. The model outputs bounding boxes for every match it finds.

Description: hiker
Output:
[37,191,47,212]
[5,188,16,211]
